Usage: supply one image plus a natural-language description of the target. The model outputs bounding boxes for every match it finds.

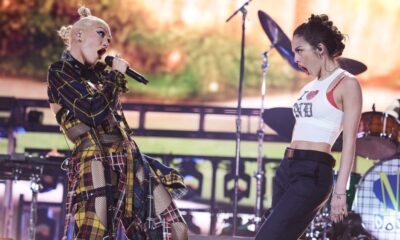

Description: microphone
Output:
[105,56,148,85]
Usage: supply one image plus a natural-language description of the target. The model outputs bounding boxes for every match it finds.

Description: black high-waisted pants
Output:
[255,148,335,240]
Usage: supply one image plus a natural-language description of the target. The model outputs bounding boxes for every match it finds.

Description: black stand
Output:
[28,169,43,240]
[225,0,252,236]
[254,51,269,230]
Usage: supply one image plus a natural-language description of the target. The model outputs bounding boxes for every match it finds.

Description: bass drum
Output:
[352,157,400,240]
[356,111,399,160]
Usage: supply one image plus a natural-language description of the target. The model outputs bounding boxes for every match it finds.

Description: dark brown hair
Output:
[293,14,346,58]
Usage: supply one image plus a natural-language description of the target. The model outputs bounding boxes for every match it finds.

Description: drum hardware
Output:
[303,209,373,239]
[0,122,17,239]
[12,167,22,180]
[253,51,269,230]
[0,154,64,240]
[28,166,43,240]
[303,209,332,240]
[304,173,365,240]
[356,110,399,160]
[385,99,400,121]
[253,9,304,231]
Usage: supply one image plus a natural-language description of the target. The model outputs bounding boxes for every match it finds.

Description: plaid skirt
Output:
[63,140,187,240]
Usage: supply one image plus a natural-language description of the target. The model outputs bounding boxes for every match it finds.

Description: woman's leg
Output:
[256,161,332,240]
[73,160,109,239]
[91,161,107,227]
[152,171,188,240]
[136,167,188,240]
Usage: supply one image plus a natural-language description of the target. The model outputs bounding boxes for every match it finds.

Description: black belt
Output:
[73,186,114,203]
[284,148,335,168]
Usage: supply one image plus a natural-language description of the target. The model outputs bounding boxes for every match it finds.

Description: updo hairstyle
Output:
[293,14,346,58]
[57,6,109,49]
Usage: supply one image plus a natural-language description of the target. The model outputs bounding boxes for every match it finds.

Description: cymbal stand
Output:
[225,0,253,236]
[254,51,269,230]
[0,128,17,238]
[28,166,43,240]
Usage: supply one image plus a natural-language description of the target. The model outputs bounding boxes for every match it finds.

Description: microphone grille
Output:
[105,56,114,66]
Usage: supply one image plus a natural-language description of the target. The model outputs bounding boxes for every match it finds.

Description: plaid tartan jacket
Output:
[47,52,187,239]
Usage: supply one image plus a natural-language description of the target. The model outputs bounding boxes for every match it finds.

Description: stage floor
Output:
[189,235,253,240]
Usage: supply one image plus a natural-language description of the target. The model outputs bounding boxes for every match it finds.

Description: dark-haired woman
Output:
[255,14,362,240]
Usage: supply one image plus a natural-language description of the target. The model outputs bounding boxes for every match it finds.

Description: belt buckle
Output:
[286,148,294,159]
[84,190,90,201]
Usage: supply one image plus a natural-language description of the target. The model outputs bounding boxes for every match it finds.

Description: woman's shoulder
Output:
[340,71,360,89]
[337,71,362,99]
[49,60,74,71]
[47,60,81,83]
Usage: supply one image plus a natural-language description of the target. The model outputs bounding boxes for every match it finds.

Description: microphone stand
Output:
[225,0,252,236]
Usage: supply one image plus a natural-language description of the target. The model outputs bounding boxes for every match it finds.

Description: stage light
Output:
[181,3,200,26]
[15,126,26,134]
[209,81,219,92]
[168,50,182,66]
[166,49,185,72]
[2,0,11,9]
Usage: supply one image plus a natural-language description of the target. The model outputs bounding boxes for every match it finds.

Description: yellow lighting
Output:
[209,81,219,92]
[168,50,182,65]
[2,0,11,8]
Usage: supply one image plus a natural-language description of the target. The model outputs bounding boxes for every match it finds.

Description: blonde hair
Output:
[57,6,110,49]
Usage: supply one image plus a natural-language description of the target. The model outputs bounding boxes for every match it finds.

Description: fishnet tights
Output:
[90,162,188,239]
[91,161,107,227]
[137,167,188,240]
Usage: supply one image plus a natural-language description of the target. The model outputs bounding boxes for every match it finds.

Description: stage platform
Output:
[189,235,253,240]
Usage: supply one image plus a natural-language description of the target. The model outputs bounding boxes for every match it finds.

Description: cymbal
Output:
[258,10,301,71]
[337,57,367,75]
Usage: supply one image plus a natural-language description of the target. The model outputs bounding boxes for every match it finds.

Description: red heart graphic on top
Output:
[306,90,319,100]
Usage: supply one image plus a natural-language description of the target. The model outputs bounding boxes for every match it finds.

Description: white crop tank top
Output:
[292,68,346,145]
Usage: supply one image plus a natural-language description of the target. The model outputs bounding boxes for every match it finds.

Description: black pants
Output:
[255,148,334,240]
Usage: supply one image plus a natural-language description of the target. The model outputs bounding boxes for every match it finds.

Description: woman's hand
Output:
[112,55,129,74]
[330,192,347,223]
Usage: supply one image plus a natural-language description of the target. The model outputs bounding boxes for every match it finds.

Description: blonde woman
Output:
[47,6,188,240]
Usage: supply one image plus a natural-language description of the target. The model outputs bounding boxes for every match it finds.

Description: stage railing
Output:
[0,97,288,237]
[2,97,287,142]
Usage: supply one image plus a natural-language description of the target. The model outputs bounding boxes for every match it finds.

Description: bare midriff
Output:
[289,140,332,154]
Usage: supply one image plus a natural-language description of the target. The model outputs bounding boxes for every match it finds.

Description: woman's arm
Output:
[330,75,362,222]
[47,61,125,126]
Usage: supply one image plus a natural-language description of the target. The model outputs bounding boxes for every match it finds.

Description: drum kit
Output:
[258,10,400,240]
[0,154,64,240]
